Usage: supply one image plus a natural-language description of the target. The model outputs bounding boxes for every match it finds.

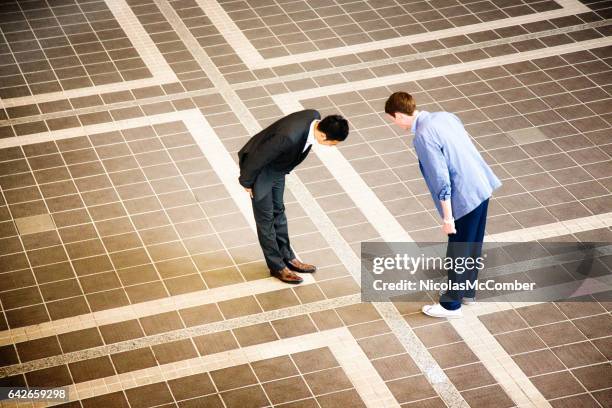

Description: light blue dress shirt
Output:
[412,111,502,220]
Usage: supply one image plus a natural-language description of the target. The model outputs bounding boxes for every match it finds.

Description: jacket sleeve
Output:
[414,134,451,201]
[238,135,291,188]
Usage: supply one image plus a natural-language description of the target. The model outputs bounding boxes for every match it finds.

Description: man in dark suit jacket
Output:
[238,110,349,283]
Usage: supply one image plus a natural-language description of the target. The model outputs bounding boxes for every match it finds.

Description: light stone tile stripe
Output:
[274,99,557,407]
[219,0,589,69]
[486,212,612,242]
[0,0,178,109]
[194,0,263,67]
[449,315,552,408]
[0,274,314,347]
[105,0,177,81]
[0,294,360,378]
[182,110,255,231]
[153,0,261,136]
[37,328,397,408]
[0,109,314,347]
[272,37,612,101]
[230,20,612,90]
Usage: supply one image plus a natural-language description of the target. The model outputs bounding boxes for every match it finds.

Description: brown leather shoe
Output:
[271,267,303,284]
[287,258,316,273]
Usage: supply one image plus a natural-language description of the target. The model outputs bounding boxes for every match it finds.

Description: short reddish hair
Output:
[385,92,416,116]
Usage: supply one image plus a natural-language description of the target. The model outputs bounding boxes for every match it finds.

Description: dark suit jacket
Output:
[238,109,320,200]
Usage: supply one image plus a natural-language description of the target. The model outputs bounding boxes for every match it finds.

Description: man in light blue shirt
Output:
[385,92,502,318]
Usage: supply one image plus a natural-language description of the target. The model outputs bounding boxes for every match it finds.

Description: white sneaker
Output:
[439,290,476,306]
[422,303,463,319]
[462,297,476,306]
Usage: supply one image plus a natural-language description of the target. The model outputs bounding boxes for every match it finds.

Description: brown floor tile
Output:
[16,336,62,363]
[274,398,319,408]
[348,320,390,339]
[550,393,601,408]
[99,320,144,344]
[218,295,262,319]
[139,311,184,335]
[256,288,300,311]
[358,333,406,359]
[125,382,174,408]
[572,363,612,391]
[371,353,421,381]
[5,304,50,328]
[429,342,479,369]
[317,276,360,298]
[58,328,103,353]
[178,394,224,407]
[304,366,353,395]
[193,330,239,356]
[292,347,338,374]
[531,371,585,399]
[572,314,612,339]
[317,389,366,408]
[445,362,497,390]
[179,303,223,327]
[164,275,206,296]
[310,309,344,331]
[81,391,130,408]
[221,384,270,408]
[211,363,258,392]
[592,388,612,407]
[251,355,299,382]
[592,337,612,360]
[48,296,91,320]
[263,376,312,404]
[533,321,588,347]
[461,384,514,408]
[86,289,131,312]
[0,345,18,366]
[387,374,437,403]
[496,328,547,354]
[125,281,168,304]
[111,347,157,374]
[25,365,72,387]
[335,303,381,326]
[152,339,198,365]
[552,341,607,368]
[168,372,216,401]
[156,258,199,280]
[272,314,318,338]
[512,349,566,376]
[202,266,243,288]
[479,309,528,334]
[233,322,278,347]
[294,283,326,304]
[68,356,115,382]
[414,322,462,347]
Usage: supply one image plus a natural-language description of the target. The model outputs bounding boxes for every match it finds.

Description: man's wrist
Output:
[443,217,454,224]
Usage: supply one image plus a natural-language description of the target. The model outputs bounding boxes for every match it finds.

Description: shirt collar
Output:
[307,119,317,145]
[411,111,425,134]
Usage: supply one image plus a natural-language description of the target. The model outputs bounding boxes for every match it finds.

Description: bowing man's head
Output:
[385,92,417,131]
[315,115,349,146]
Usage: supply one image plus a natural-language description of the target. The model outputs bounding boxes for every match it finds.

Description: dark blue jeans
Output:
[440,199,489,310]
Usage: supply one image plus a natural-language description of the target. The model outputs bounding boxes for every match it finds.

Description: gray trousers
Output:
[251,175,295,272]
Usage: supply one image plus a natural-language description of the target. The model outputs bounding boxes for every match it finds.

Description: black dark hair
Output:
[318,115,349,141]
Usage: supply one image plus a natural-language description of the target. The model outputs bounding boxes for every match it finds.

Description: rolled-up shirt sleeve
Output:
[414,134,451,201]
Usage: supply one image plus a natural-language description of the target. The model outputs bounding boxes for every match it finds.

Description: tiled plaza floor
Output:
[0,0,610,407]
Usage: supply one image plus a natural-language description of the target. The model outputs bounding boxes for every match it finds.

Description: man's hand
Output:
[442,218,456,235]
[245,188,253,198]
